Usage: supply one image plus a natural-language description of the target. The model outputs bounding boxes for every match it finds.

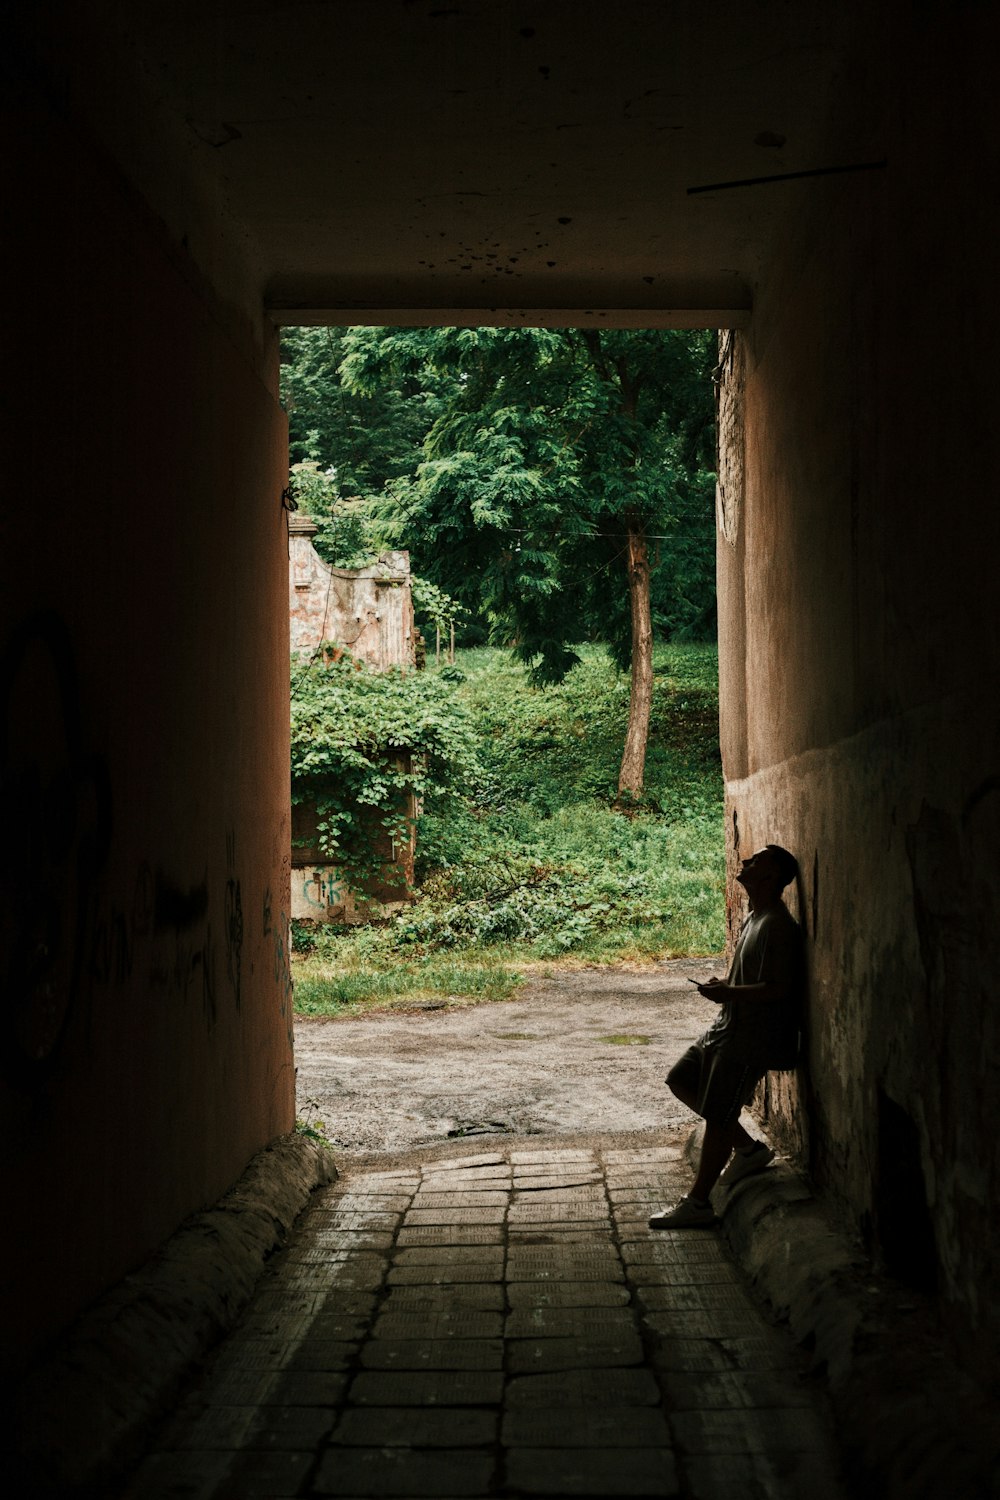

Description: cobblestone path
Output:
[125,1136,848,1499]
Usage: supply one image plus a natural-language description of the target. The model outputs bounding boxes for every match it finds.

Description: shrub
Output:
[290,649,476,884]
[291,643,725,1011]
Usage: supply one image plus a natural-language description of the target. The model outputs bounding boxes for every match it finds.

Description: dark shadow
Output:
[874,1087,938,1294]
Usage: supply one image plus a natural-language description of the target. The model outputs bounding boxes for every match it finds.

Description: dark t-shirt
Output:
[701,902,804,1068]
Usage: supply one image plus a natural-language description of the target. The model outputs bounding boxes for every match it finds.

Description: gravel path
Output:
[294,955,724,1155]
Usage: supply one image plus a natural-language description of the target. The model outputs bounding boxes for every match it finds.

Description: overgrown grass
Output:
[293,642,724,1015]
[294,955,523,1017]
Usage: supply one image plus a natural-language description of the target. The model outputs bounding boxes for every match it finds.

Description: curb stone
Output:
[687,1125,1000,1499]
[10,1132,336,1497]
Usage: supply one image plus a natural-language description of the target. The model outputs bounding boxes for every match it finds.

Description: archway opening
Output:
[278,322,726,1154]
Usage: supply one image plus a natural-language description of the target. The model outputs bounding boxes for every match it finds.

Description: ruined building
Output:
[288,516,416,670]
[289,515,416,920]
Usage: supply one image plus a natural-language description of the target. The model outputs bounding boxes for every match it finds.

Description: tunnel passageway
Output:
[7,6,999,1490]
[123,1134,846,1499]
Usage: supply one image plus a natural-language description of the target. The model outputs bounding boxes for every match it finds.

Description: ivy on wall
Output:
[290,650,476,883]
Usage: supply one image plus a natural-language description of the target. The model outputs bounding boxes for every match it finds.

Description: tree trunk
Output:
[617,520,653,800]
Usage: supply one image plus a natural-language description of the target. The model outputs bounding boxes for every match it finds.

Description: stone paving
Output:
[124,1136,849,1499]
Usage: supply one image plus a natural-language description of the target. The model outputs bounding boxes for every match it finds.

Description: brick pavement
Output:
[123,1137,849,1499]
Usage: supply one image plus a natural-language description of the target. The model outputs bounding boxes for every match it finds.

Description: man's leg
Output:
[690,1119,739,1200]
[693,1099,774,1197]
[652,1048,729,1227]
[668,1057,753,1187]
[652,1050,770,1227]
[649,1115,747,1227]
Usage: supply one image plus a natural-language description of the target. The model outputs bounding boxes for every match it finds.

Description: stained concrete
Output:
[119,1134,850,1500]
[703,1131,1000,1500]
[13,1126,995,1498]
[715,11,1000,1367]
[2,70,294,1378]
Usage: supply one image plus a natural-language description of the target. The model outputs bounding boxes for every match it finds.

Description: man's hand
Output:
[694,977,733,1002]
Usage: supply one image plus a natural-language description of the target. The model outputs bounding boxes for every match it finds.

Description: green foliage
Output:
[280,327,718,669]
[280,326,443,494]
[292,644,724,1015]
[337,326,718,674]
[294,1100,334,1147]
[404,796,722,961]
[289,650,477,881]
[288,461,386,567]
[411,575,467,632]
[447,642,721,822]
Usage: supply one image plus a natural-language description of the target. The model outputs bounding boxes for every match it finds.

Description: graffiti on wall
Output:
[2,611,291,1069]
[90,862,154,987]
[263,884,294,1045]
[92,839,285,1040]
[147,868,217,1023]
[92,847,254,1028]
[0,611,112,1079]
[296,866,347,917]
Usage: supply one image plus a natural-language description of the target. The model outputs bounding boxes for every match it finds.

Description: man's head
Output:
[736,845,798,907]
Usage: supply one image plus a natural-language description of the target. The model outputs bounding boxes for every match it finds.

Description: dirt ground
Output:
[294,954,724,1156]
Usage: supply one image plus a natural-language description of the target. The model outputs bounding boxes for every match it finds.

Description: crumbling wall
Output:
[288,521,416,921]
[288,517,415,668]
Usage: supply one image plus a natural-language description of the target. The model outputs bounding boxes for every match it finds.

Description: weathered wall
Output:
[289,521,416,669]
[0,72,293,1371]
[291,792,415,924]
[717,11,999,1375]
[288,522,416,920]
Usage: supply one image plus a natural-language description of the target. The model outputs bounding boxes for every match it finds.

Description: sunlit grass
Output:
[294,954,523,1018]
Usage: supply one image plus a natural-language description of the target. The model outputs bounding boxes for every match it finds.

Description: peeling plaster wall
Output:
[0,72,293,1371]
[717,13,1000,1374]
[288,526,416,669]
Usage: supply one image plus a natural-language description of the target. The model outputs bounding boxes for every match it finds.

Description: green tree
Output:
[285,460,385,567]
[280,326,443,495]
[281,329,470,650]
[339,327,716,797]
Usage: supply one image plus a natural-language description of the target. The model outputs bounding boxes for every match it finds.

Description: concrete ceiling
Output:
[28,1,885,327]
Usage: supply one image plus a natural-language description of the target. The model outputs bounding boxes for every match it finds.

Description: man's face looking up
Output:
[736,849,780,902]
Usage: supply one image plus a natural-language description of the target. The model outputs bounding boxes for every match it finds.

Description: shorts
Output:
[667,1039,766,1127]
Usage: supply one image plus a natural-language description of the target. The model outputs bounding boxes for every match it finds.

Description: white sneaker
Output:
[719,1143,776,1187]
[648,1196,718,1230]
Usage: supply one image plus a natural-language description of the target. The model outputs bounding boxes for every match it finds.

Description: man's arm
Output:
[695,976,791,1004]
[697,909,802,1004]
